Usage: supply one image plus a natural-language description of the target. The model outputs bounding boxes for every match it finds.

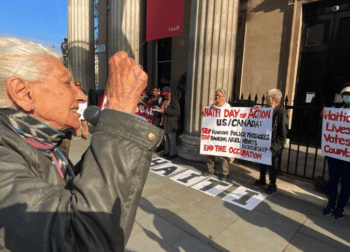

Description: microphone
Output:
[83,105,101,126]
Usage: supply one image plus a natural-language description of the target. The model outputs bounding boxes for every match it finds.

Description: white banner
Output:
[322,107,350,162]
[200,107,273,165]
[222,186,267,211]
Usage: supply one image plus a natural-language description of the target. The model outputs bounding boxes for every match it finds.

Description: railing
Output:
[229,94,330,180]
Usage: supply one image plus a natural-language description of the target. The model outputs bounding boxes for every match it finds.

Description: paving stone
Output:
[125,231,178,252]
[135,205,152,221]
[171,234,220,252]
[168,204,233,244]
[190,195,246,222]
[254,191,314,225]
[156,182,208,209]
[311,205,350,228]
[211,210,300,252]
[136,214,187,245]
[299,214,350,251]
[284,233,347,252]
[139,195,184,220]
[129,222,143,237]
[141,179,170,198]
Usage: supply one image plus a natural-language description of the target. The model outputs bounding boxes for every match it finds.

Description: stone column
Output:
[67,0,95,91]
[108,0,141,64]
[177,0,240,162]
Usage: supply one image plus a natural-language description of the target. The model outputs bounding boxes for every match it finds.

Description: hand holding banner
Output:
[200,107,273,165]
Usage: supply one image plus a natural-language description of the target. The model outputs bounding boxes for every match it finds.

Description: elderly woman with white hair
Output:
[252,89,288,195]
[203,88,231,182]
[0,37,163,251]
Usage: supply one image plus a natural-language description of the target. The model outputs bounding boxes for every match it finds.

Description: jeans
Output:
[326,157,350,211]
[164,132,177,156]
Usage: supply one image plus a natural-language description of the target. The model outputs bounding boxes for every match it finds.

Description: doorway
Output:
[291,1,350,145]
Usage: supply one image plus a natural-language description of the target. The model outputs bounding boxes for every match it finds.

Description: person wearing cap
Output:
[203,88,231,182]
[321,85,350,220]
[158,86,180,159]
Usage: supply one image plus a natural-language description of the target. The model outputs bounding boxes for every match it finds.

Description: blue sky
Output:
[1,0,67,54]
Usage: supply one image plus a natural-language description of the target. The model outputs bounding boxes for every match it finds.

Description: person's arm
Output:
[271,109,288,152]
[0,111,162,252]
[0,51,163,252]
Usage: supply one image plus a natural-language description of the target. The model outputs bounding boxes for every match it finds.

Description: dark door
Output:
[291,1,350,146]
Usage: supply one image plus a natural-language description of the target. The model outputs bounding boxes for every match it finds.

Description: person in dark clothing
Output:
[321,86,350,220]
[147,87,163,127]
[0,37,162,251]
[252,89,288,195]
[158,86,180,159]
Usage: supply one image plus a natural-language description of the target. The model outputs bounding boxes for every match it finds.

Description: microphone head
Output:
[83,105,101,126]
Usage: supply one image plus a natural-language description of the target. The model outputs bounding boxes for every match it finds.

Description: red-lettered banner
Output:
[322,107,350,161]
[135,104,155,124]
[146,0,184,41]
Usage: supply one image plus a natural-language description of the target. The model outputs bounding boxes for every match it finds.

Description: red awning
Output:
[146,0,184,41]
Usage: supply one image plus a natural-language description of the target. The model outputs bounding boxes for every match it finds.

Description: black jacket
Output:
[270,105,288,156]
[162,95,181,134]
[0,109,163,252]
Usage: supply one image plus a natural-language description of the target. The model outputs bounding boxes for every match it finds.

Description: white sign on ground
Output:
[150,163,186,177]
[222,186,266,211]
[200,107,273,165]
[169,170,207,186]
[150,157,171,169]
[191,177,233,197]
[322,107,350,162]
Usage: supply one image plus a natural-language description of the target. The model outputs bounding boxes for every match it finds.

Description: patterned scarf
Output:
[0,108,75,182]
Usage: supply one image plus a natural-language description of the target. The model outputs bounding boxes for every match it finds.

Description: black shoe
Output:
[219,175,229,182]
[157,152,169,158]
[252,180,267,188]
[333,208,344,220]
[263,185,277,196]
[322,205,335,216]
[202,171,214,176]
[166,155,176,160]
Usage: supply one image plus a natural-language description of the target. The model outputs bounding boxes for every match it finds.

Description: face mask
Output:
[343,96,350,104]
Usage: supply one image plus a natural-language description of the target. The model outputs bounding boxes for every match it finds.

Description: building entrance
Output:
[291,1,350,145]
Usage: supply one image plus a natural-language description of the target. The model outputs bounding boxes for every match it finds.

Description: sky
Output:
[1,0,67,54]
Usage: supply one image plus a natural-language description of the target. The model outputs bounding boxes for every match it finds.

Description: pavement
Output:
[70,137,350,252]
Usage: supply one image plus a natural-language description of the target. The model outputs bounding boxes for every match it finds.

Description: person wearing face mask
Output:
[321,86,350,220]
[252,89,288,195]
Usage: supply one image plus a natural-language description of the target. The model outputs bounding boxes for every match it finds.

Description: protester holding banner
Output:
[158,86,180,159]
[147,87,163,127]
[252,89,288,195]
[203,88,231,182]
[321,86,350,220]
[147,87,161,106]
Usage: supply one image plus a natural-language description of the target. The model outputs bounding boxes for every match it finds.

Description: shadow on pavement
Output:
[135,198,228,252]
[222,190,350,251]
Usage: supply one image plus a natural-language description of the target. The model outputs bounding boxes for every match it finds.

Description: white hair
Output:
[266,89,283,104]
[215,88,227,97]
[0,37,61,107]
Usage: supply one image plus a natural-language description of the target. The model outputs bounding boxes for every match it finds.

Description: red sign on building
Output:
[146,0,184,41]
